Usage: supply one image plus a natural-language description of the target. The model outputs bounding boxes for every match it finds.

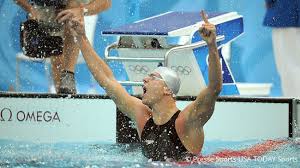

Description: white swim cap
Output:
[152,67,181,96]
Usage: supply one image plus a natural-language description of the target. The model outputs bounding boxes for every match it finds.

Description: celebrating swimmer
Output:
[58,10,222,161]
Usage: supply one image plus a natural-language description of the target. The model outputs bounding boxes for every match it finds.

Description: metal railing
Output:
[164,35,225,66]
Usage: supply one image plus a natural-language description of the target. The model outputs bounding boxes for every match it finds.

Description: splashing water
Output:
[0,139,299,168]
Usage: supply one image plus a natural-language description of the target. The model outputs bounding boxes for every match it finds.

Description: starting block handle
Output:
[104,42,118,60]
[104,35,225,64]
[104,42,164,62]
[164,35,225,66]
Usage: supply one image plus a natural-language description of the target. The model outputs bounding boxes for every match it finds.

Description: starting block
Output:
[102,11,244,96]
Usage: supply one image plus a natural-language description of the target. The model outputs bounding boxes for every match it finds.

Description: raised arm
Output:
[200,11,222,95]
[58,14,148,121]
[183,11,222,127]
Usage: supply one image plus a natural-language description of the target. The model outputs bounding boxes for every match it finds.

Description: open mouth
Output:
[142,86,147,95]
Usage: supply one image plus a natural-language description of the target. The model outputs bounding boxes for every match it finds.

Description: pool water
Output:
[0,139,299,168]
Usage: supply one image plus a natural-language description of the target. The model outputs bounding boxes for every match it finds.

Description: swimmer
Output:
[60,10,222,161]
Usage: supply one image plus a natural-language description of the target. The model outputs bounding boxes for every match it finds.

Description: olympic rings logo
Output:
[128,65,149,74]
[171,66,192,75]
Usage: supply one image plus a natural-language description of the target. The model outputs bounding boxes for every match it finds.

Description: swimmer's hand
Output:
[199,10,216,45]
[56,10,86,38]
[56,6,84,23]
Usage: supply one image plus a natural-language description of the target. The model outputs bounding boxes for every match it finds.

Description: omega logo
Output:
[0,108,60,122]
[0,108,12,121]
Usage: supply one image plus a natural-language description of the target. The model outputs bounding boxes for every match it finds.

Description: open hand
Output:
[199,10,216,45]
[56,8,85,38]
[56,7,84,23]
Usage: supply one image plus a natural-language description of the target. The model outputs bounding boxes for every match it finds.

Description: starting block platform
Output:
[102,11,244,96]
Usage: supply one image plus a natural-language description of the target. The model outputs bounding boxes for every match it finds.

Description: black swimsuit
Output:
[141,110,192,161]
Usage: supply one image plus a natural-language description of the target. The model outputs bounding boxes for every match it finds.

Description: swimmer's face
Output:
[142,72,166,106]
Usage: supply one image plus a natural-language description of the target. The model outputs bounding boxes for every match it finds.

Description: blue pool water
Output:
[0,139,299,167]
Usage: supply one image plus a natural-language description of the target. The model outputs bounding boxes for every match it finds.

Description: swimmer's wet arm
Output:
[77,35,145,120]
[198,10,222,95]
[185,42,222,126]
[184,11,222,126]
[81,0,111,16]
[206,42,223,95]
[78,36,114,84]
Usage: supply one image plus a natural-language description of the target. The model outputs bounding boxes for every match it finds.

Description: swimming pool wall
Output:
[0,93,298,143]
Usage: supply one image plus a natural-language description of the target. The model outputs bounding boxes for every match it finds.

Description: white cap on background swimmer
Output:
[152,67,181,97]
